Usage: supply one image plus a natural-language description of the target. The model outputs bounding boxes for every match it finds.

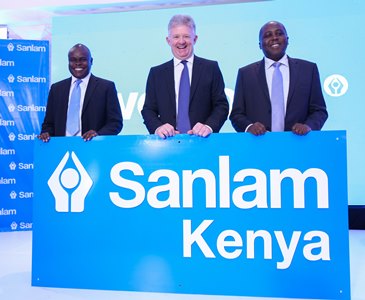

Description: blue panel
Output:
[0,40,49,232]
[32,132,350,299]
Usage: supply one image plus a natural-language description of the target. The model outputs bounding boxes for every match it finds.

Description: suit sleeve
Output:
[96,81,123,135]
[41,84,57,136]
[304,64,328,130]
[141,68,164,134]
[203,62,229,132]
[229,68,253,132]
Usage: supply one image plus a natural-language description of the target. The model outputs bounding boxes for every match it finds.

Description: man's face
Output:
[259,22,288,61]
[166,25,197,60]
[68,46,93,79]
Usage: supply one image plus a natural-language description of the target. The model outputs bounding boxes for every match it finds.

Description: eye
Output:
[276,30,285,37]
[69,57,88,63]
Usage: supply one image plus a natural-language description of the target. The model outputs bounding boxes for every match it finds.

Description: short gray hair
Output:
[168,14,196,34]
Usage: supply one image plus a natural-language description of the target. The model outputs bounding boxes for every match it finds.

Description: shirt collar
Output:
[264,54,289,70]
[173,55,195,67]
[71,72,91,84]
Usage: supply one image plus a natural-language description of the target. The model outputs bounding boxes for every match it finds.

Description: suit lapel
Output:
[60,79,72,130]
[63,78,72,107]
[257,59,271,103]
[82,74,97,113]
[287,57,298,106]
[190,55,202,102]
[165,60,176,108]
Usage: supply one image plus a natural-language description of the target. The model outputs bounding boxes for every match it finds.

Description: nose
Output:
[178,36,185,43]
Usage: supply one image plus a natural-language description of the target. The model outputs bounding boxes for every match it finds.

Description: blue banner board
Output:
[0,39,49,232]
[32,132,350,299]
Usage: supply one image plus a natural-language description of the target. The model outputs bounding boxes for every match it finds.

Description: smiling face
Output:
[259,21,288,61]
[68,44,93,79]
[166,24,197,60]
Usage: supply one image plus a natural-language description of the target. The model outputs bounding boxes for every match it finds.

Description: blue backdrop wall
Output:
[0,40,49,231]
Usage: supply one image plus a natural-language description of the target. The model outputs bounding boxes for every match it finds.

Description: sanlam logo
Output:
[48,152,93,212]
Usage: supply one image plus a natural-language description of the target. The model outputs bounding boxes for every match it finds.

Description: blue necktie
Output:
[66,79,82,136]
[177,60,191,133]
[271,62,285,131]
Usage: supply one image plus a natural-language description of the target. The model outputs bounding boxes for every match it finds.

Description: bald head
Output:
[258,21,289,61]
[68,43,93,79]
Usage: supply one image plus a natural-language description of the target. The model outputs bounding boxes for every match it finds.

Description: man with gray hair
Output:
[142,14,228,138]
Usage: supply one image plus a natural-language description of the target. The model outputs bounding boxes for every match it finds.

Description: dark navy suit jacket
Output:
[230,57,328,132]
[41,74,123,136]
[141,55,229,134]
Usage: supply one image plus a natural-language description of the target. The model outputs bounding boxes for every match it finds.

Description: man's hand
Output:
[82,130,98,141]
[292,123,311,135]
[155,123,178,139]
[188,122,213,137]
[38,132,50,142]
[247,122,267,136]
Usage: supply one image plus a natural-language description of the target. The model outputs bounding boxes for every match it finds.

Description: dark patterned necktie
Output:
[177,60,191,133]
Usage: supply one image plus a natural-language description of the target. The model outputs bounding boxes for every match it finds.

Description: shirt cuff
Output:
[245,123,253,132]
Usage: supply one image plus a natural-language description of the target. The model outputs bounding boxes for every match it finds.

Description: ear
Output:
[166,36,171,46]
[193,35,198,44]
[90,57,93,65]
[259,42,262,50]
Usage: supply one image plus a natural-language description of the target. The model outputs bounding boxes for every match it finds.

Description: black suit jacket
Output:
[230,57,328,132]
[141,56,229,133]
[41,74,123,136]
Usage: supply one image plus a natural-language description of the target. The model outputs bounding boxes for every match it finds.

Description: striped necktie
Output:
[271,62,285,131]
[66,79,82,136]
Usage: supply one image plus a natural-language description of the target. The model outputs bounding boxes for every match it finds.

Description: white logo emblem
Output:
[8,74,15,83]
[10,191,17,199]
[9,161,16,170]
[9,132,16,141]
[8,104,15,112]
[7,43,14,51]
[10,221,18,230]
[48,151,93,212]
[324,74,348,97]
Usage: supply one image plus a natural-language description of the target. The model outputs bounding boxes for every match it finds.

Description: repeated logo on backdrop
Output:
[0,40,49,232]
[323,74,349,97]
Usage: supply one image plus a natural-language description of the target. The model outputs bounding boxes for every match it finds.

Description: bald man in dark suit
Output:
[230,21,328,136]
[39,44,123,142]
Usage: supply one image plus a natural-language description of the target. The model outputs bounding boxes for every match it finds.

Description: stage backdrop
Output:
[0,40,49,232]
[50,0,364,205]
[32,132,350,300]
